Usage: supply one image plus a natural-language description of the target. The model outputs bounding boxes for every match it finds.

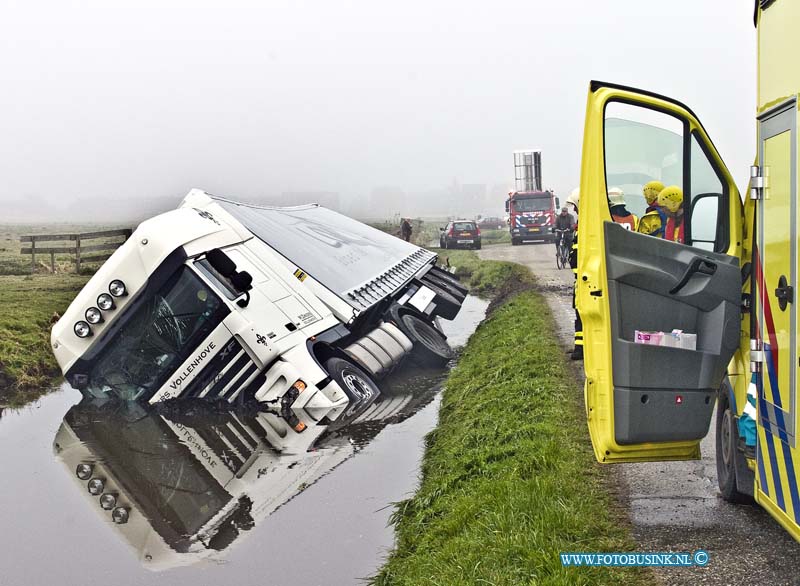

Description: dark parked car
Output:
[439,220,481,250]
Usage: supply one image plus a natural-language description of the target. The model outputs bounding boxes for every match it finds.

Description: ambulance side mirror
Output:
[689,192,722,252]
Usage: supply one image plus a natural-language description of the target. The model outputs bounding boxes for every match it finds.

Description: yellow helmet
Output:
[607,187,626,206]
[657,185,683,213]
[643,180,665,205]
[567,187,580,209]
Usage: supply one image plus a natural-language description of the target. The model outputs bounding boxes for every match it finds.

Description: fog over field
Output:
[0,0,755,223]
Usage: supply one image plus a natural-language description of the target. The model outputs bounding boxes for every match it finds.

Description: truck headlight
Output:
[85,307,103,324]
[76,464,93,480]
[87,478,105,495]
[112,507,129,524]
[100,494,117,510]
[74,321,92,338]
[97,293,115,311]
[109,280,127,297]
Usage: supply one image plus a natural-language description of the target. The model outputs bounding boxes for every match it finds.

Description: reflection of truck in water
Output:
[505,150,559,245]
[50,189,467,430]
[53,372,440,570]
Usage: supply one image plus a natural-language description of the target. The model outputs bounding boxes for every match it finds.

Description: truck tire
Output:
[511,237,520,246]
[324,357,381,417]
[716,389,754,504]
[398,313,454,366]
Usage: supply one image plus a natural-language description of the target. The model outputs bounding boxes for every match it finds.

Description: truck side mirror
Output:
[555,197,560,208]
[504,200,510,212]
[439,227,445,231]
[207,248,237,277]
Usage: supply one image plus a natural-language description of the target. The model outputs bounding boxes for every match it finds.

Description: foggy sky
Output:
[0,0,756,222]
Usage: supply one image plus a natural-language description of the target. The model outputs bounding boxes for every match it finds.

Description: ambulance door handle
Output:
[669,258,717,295]
[775,275,793,311]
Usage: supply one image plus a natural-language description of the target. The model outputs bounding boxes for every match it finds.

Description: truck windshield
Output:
[513,198,551,212]
[81,266,229,401]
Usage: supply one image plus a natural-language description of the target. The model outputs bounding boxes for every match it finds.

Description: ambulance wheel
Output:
[715,391,754,504]
[324,357,380,416]
[395,311,454,367]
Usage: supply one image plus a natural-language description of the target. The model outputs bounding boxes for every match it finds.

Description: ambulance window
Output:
[688,132,726,252]
[604,102,684,223]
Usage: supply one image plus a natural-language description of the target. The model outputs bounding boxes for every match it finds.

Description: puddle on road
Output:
[0,295,488,586]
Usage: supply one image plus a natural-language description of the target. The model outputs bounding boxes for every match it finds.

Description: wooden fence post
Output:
[75,235,81,274]
[50,251,55,273]
[30,238,36,274]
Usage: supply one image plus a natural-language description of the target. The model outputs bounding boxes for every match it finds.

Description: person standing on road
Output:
[637,180,667,237]
[400,218,413,242]
[567,188,583,360]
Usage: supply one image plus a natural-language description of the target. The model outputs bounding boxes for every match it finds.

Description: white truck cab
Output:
[51,190,467,430]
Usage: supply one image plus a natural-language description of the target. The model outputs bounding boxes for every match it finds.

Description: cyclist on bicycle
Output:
[554,206,575,253]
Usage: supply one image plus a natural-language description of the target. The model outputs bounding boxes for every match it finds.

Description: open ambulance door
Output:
[577,81,743,463]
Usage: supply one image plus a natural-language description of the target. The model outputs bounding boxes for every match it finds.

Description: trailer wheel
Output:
[716,390,754,504]
[324,357,381,417]
[397,312,454,367]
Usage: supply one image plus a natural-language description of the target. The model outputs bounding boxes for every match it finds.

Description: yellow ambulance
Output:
[576,0,800,540]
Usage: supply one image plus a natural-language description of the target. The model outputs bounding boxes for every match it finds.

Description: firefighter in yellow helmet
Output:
[608,187,639,231]
[567,187,583,360]
[637,180,666,237]
[658,185,685,243]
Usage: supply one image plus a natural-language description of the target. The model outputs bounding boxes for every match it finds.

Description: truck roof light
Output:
[97,293,115,311]
[74,321,92,338]
[109,280,127,297]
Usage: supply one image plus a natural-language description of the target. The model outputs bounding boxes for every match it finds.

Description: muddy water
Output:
[0,295,487,586]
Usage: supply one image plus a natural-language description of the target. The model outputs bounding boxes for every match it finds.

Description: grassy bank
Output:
[373,263,647,585]
[0,274,89,405]
[433,248,529,298]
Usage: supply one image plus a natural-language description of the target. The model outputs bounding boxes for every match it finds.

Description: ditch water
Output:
[0,295,488,586]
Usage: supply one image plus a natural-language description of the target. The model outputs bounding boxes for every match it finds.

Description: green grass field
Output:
[0,224,126,405]
[373,255,648,586]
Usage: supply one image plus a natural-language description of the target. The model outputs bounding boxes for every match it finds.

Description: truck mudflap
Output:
[344,322,414,378]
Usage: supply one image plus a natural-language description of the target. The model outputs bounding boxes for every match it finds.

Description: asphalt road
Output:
[477,242,800,585]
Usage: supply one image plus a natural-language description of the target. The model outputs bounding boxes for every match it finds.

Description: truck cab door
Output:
[577,81,743,463]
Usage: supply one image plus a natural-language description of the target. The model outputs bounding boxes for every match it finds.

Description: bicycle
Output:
[554,229,573,270]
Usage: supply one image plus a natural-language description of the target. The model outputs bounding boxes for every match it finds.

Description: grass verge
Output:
[0,274,89,406]
[433,248,530,299]
[373,263,648,585]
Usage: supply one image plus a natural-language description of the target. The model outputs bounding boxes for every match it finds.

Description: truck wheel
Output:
[511,238,520,246]
[324,357,381,416]
[396,312,454,367]
[716,390,754,504]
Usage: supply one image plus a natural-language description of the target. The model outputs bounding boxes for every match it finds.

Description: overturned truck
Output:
[51,189,467,426]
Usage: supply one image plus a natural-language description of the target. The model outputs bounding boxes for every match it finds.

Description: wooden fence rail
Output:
[20,228,132,274]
